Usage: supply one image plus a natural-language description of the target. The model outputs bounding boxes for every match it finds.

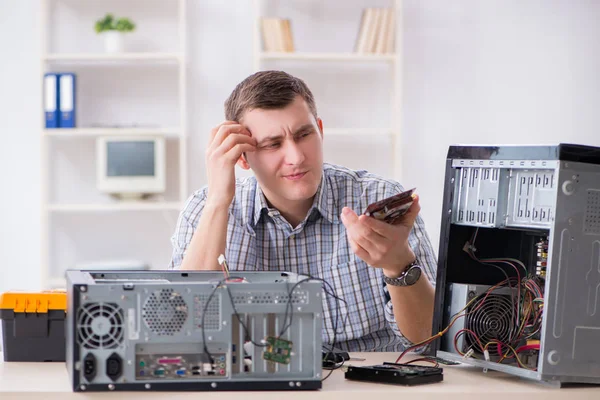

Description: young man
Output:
[169,70,437,352]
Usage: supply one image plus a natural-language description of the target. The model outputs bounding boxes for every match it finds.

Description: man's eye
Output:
[265,143,280,149]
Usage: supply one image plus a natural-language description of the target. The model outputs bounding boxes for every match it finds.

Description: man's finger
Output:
[213,124,252,147]
[348,236,372,265]
[218,133,257,155]
[342,208,386,254]
[209,121,238,141]
[340,207,359,225]
[209,124,252,153]
[224,143,256,163]
[360,214,394,237]
[396,195,421,227]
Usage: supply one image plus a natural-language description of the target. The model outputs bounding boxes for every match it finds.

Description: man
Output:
[169,70,437,352]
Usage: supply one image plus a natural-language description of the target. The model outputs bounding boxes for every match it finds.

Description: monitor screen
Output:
[106,141,155,177]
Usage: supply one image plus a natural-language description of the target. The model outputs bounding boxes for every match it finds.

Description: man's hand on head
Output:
[340,195,421,278]
[205,121,257,208]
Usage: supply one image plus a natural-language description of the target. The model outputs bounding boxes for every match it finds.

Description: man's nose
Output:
[283,140,305,165]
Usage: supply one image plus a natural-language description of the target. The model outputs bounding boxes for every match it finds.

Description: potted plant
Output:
[95,13,136,53]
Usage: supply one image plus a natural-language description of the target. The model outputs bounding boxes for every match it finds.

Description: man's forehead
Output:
[240,97,316,137]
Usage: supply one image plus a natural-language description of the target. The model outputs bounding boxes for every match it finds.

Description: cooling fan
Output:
[142,288,189,335]
[464,292,518,357]
[77,302,124,349]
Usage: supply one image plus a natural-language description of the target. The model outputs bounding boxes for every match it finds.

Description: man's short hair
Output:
[224,70,318,122]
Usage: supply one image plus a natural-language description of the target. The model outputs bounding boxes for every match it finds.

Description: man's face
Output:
[239,96,324,207]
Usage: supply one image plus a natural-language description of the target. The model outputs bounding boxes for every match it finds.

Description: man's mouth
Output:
[284,172,307,181]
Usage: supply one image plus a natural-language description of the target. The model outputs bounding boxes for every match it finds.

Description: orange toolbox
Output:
[0,291,67,361]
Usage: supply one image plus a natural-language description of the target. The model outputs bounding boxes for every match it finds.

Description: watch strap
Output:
[383,259,421,287]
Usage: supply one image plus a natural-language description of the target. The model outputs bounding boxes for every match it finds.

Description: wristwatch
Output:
[383,259,422,287]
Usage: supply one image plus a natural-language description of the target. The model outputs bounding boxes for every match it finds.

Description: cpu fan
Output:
[77,302,124,349]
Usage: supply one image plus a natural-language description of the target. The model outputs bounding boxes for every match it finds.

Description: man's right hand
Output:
[205,121,256,207]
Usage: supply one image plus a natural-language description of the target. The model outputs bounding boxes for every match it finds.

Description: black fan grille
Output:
[142,289,188,335]
[77,302,124,349]
[465,293,517,357]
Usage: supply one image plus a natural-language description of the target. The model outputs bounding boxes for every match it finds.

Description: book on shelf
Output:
[260,17,295,52]
[355,8,395,54]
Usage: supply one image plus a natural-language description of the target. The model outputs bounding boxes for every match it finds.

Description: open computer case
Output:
[432,143,600,386]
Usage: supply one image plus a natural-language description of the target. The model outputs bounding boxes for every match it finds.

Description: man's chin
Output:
[283,185,319,202]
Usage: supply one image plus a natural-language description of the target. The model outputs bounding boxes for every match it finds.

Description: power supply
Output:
[65,270,323,392]
[431,143,600,386]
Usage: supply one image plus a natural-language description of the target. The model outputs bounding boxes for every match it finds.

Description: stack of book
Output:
[260,17,295,52]
[354,8,396,54]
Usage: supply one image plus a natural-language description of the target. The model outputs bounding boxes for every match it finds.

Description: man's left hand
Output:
[340,195,421,278]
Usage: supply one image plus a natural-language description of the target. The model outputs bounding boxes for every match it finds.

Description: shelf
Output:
[46,202,183,212]
[259,52,397,62]
[39,0,189,292]
[325,128,393,136]
[43,127,181,137]
[43,52,182,64]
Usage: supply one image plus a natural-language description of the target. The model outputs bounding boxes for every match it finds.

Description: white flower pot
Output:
[103,31,124,53]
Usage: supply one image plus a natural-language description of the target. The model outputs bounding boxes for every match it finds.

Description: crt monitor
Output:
[96,136,166,199]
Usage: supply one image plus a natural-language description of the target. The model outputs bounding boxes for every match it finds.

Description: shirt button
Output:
[268,211,275,217]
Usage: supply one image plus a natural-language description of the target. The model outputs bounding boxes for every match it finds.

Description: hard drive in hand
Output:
[363,188,416,224]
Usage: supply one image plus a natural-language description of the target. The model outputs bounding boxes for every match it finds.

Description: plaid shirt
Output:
[169,163,437,352]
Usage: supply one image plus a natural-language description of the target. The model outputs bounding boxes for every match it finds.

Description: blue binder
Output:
[44,73,59,128]
[58,73,76,128]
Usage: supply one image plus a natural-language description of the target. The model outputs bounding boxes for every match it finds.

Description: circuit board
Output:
[263,336,292,365]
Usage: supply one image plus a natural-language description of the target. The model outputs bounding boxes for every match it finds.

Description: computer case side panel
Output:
[538,161,600,382]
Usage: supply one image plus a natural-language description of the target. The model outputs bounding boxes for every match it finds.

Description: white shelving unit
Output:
[44,53,182,62]
[43,127,181,137]
[46,202,183,213]
[252,0,403,181]
[39,0,188,288]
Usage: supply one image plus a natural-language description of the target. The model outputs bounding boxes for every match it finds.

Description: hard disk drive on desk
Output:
[65,270,323,392]
[432,143,600,386]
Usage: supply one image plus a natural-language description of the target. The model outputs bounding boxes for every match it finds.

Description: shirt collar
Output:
[250,170,340,228]
[252,183,270,227]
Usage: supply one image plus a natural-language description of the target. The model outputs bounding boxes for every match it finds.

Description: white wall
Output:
[2,0,600,294]
[0,1,42,293]
[401,0,600,252]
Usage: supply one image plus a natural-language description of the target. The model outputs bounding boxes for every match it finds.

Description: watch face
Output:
[404,266,422,285]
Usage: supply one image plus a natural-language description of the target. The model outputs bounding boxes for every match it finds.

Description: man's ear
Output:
[317,118,324,137]
[237,152,251,170]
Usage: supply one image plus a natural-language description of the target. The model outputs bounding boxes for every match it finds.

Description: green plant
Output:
[94,13,136,34]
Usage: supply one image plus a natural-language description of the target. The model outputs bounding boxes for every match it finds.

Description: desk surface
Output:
[1,352,599,399]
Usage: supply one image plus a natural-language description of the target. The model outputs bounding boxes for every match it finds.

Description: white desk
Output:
[1,352,599,399]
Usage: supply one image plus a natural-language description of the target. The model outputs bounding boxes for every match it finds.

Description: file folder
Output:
[44,73,59,129]
[58,73,76,128]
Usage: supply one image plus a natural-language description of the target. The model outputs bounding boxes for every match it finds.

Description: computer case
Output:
[65,270,323,392]
[432,143,600,386]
